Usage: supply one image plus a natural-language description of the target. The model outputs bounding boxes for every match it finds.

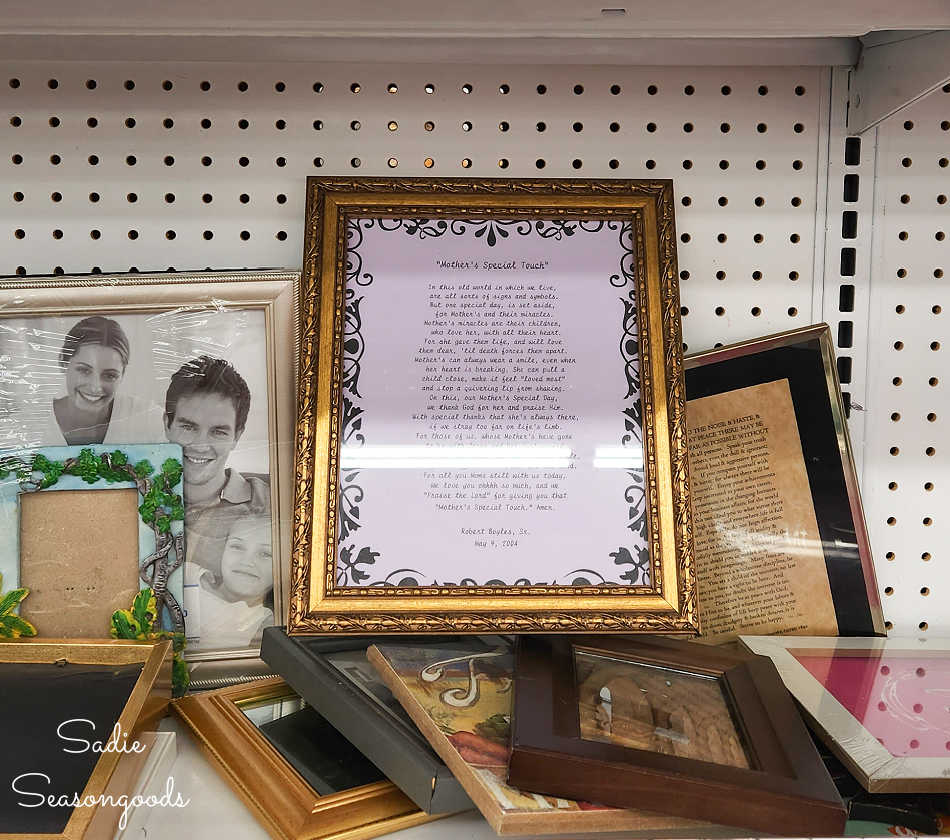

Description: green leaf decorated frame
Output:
[0,444,185,635]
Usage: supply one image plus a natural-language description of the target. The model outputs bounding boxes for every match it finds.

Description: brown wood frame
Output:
[172,676,442,840]
[508,635,847,836]
[0,638,172,840]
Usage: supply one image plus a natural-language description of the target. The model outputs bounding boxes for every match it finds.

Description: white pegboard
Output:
[0,60,946,637]
[862,84,950,637]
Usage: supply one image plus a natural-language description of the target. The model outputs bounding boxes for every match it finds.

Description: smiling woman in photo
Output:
[44,315,155,446]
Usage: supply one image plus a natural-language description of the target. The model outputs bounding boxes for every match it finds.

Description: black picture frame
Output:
[508,635,847,837]
[261,626,477,814]
[684,324,885,637]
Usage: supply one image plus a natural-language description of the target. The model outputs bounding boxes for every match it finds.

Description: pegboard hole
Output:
[942,120,950,131]
[645,160,656,169]
[275,119,286,130]
[274,81,286,92]
[536,121,546,132]
[719,160,729,170]
[11,154,22,165]
[794,123,805,133]
[646,122,657,132]
[201,118,211,129]
[240,231,250,241]
[890,445,900,454]
[717,270,727,280]
[424,158,435,168]
[896,304,905,313]
[498,159,509,169]
[608,159,620,170]
[756,122,767,133]
[462,121,473,132]
[240,193,251,204]
[925,481,935,491]
[681,233,691,243]
[237,81,248,91]
[48,116,61,128]
[126,192,137,203]
[681,196,692,206]
[754,196,765,207]
[276,230,288,241]
[923,517,933,526]
[572,159,583,170]
[680,270,690,280]
[683,84,694,95]
[573,84,584,95]
[922,552,931,561]
[165,230,176,240]
[715,306,725,316]
[312,120,322,130]
[903,120,914,130]
[87,117,98,128]
[647,84,658,95]
[884,586,894,594]
[751,307,761,317]
[720,123,730,133]
[902,157,913,167]
[929,376,939,386]
[790,233,801,243]
[313,82,324,93]
[127,229,138,240]
[682,160,692,170]
[937,269,945,278]
[163,118,174,129]
[919,622,928,631]
[753,233,763,243]
[425,83,435,94]
[721,85,731,95]
[12,191,23,202]
[313,157,324,168]
[387,83,398,94]
[932,341,941,351]
[792,159,803,170]
[885,550,895,559]
[897,268,907,278]
[424,121,435,132]
[788,307,798,317]
[163,155,175,166]
[274,194,285,204]
[499,83,510,94]
[892,378,902,388]
[941,158,949,168]
[755,159,767,170]
[350,120,361,131]
[885,621,893,630]
[350,82,361,93]
[388,158,398,168]
[926,446,936,456]
[934,305,942,314]
[125,155,136,166]
[89,192,100,202]
[610,84,621,95]
[928,412,937,422]
[461,158,473,168]
[894,340,904,350]
[752,270,762,280]
[718,196,728,206]
[609,122,620,132]
[164,193,174,203]
[757,84,768,95]
[89,229,100,240]
[791,196,802,207]
[203,230,214,240]
[462,83,473,94]
[498,121,509,132]
[683,122,694,133]
[789,271,799,281]
[238,157,249,167]
[201,193,212,203]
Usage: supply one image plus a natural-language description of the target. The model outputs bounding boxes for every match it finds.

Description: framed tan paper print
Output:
[290,177,697,635]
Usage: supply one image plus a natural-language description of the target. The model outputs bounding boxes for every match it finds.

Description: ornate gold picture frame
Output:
[291,177,695,635]
[172,676,439,840]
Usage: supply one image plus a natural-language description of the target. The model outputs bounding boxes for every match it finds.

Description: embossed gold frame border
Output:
[291,177,696,635]
[0,638,172,840]
[172,676,440,840]
[0,270,299,677]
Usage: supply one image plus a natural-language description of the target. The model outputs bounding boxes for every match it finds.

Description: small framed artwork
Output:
[367,636,716,836]
[0,270,297,673]
[291,176,697,635]
[0,637,171,839]
[0,444,185,634]
[172,676,441,840]
[741,635,950,793]
[507,635,847,836]
[684,324,885,641]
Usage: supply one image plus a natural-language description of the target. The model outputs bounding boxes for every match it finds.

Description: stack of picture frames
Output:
[0,268,298,686]
[252,176,896,838]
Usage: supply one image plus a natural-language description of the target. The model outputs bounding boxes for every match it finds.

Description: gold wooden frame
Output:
[0,270,298,676]
[172,676,439,840]
[290,177,696,635]
[0,638,172,840]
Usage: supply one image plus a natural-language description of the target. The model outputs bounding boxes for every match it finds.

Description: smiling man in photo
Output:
[163,355,271,580]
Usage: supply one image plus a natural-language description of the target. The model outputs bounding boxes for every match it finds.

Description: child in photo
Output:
[194,514,274,650]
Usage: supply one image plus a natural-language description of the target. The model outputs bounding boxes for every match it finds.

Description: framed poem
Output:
[260,626,474,814]
[0,637,171,840]
[684,324,885,641]
[740,635,950,793]
[172,675,441,840]
[290,177,697,635]
[0,270,298,673]
[507,635,847,837]
[0,444,185,635]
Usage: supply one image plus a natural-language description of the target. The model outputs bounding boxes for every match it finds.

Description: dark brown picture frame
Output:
[508,635,847,837]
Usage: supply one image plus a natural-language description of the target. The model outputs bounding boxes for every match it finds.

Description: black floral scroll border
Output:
[336,218,649,588]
